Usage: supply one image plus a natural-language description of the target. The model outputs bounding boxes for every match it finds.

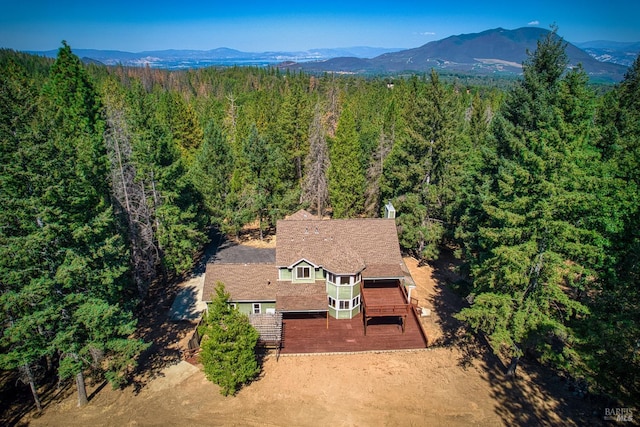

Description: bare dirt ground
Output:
[4,245,606,426]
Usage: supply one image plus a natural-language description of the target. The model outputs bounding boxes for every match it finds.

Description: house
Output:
[202,203,424,351]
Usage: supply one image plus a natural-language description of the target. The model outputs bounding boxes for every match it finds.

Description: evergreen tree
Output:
[328,107,365,218]
[102,77,159,298]
[189,121,233,227]
[156,91,204,165]
[380,72,457,258]
[275,79,310,182]
[198,283,260,396]
[456,29,606,376]
[37,43,145,405]
[127,82,206,275]
[0,57,51,412]
[580,54,640,403]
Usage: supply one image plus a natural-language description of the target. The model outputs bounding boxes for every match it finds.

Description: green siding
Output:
[338,284,357,299]
[279,268,292,281]
[291,261,316,283]
[336,309,354,320]
[326,283,338,299]
[233,301,275,315]
[350,305,360,317]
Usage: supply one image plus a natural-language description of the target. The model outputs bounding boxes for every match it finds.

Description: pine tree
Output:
[328,107,365,218]
[37,43,146,405]
[102,77,159,298]
[456,29,606,376]
[198,283,260,396]
[380,72,457,258]
[275,74,312,182]
[126,82,206,275]
[189,121,233,227]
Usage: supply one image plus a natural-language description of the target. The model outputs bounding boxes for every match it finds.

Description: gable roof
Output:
[276,218,405,278]
[203,263,327,312]
[203,264,278,302]
[284,209,318,221]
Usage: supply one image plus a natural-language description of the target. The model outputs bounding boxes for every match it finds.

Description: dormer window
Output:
[296,266,311,279]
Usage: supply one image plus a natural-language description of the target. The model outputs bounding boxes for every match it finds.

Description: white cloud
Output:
[417,31,436,36]
[528,20,540,26]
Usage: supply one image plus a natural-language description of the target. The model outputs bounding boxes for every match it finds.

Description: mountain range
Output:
[575,40,640,67]
[283,28,632,82]
[29,27,638,82]
[29,46,404,69]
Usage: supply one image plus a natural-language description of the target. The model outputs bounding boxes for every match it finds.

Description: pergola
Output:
[248,312,283,358]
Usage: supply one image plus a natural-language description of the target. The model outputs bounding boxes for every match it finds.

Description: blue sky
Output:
[2,0,639,52]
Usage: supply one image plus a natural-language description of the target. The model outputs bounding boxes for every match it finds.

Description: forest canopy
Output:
[1,34,638,407]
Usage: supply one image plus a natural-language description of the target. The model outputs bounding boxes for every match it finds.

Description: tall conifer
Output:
[456,29,606,376]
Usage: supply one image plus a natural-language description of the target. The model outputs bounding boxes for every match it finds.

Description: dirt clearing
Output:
[9,254,603,426]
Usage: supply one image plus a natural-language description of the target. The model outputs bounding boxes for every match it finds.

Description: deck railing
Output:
[361,282,412,334]
[363,304,411,317]
[360,281,412,316]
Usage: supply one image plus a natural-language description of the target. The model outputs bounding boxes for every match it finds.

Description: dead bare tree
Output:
[103,95,159,299]
[364,127,394,216]
[300,104,330,217]
[323,75,340,138]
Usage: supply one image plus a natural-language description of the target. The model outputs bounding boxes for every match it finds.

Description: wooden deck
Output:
[361,283,407,306]
[362,283,412,334]
[280,309,427,354]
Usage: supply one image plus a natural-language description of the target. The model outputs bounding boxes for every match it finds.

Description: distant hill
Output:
[286,27,630,82]
[26,28,636,81]
[575,40,640,67]
[28,46,404,69]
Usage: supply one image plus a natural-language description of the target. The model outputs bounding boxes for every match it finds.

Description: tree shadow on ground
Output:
[0,366,103,426]
[1,230,226,424]
[0,370,59,427]
[425,248,608,426]
[129,230,223,393]
[483,352,606,426]
[424,248,478,366]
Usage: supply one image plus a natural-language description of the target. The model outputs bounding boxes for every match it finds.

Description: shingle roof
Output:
[284,209,318,221]
[203,264,278,302]
[203,215,410,311]
[276,288,327,312]
[276,218,405,278]
[203,263,327,311]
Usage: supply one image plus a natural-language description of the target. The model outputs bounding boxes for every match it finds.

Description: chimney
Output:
[384,201,396,219]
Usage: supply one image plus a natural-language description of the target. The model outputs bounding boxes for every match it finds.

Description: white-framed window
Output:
[252,303,261,314]
[352,295,360,308]
[339,300,350,310]
[328,296,336,308]
[339,276,351,285]
[327,272,335,283]
[355,273,361,283]
[230,303,237,309]
[296,266,311,279]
